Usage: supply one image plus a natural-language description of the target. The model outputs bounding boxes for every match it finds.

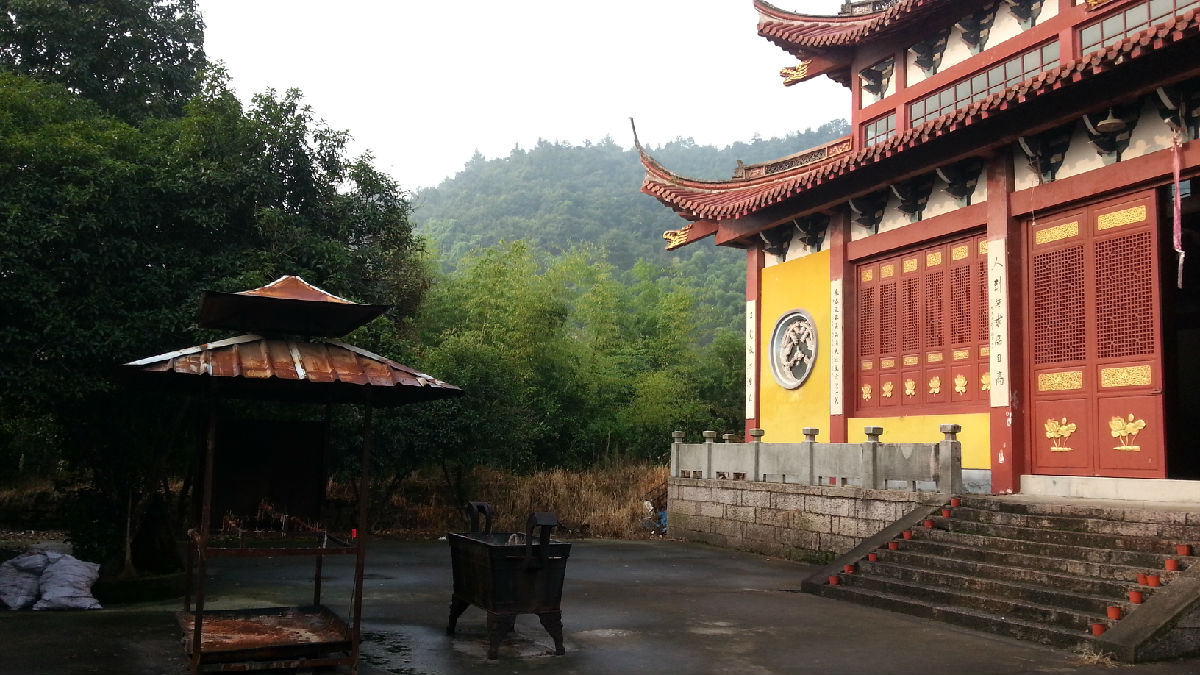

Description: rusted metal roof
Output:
[198,276,388,337]
[122,334,462,406]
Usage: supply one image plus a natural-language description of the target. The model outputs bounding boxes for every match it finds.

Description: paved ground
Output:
[4,538,1200,674]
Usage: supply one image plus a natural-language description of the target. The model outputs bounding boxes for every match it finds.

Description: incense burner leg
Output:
[446,597,470,635]
[538,611,565,655]
[485,611,515,660]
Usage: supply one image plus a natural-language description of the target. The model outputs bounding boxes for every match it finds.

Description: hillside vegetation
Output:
[413,121,849,339]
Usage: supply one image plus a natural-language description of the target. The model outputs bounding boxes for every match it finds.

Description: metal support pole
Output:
[315,403,332,607]
[190,404,217,674]
[351,402,374,672]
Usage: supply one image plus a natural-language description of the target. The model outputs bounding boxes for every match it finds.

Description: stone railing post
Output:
[938,424,963,495]
[723,433,736,443]
[671,430,684,478]
[801,427,819,485]
[862,426,883,489]
[702,430,717,479]
[749,428,765,482]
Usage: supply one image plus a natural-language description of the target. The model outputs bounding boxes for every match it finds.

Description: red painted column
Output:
[985,153,1026,494]
[745,246,765,441]
[828,209,851,443]
[893,47,909,132]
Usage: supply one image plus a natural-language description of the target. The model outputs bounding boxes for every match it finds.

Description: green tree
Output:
[0,0,206,121]
[405,241,744,496]
[0,70,429,573]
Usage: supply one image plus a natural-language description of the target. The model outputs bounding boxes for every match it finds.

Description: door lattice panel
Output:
[902,277,921,352]
[1095,231,1154,359]
[1032,246,1086,365]
[859,286,876,357]
[925,270,945,348]
[951,265,972,345]
[880,282,897,354]
[977,259,988,343]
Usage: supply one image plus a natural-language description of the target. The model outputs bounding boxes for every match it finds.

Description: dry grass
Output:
[379,463,669,539]
[0,478,58,506]
[1,465,671,542]
[1071,644,1119,668]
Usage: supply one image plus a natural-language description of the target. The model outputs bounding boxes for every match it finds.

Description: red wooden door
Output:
[1027,191,1165,478]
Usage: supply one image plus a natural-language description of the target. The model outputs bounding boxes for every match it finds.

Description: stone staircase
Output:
[803,496,1200,661]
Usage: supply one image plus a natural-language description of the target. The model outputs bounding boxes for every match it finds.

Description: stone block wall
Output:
[668,477,936,563]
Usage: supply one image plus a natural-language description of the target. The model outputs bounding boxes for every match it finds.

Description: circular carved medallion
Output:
[769,309,818,389]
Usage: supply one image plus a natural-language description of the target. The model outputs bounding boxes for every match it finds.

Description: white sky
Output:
[198,1,849,190]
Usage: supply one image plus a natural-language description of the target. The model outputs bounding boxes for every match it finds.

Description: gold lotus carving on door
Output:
[1110,414,1146,451]
[1044,417,1076,452]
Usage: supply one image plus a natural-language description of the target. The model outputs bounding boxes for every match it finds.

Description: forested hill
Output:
[413,120,850,273]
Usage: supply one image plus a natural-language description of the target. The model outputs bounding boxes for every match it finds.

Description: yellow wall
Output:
[848,414,991,469]
[757,250,991,469]
[759,251,831,442]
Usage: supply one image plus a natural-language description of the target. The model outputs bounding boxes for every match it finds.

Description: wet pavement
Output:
[3,538,1200,674]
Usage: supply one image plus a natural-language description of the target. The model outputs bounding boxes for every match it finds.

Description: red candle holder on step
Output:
[950,497,962,508]
[1136,573,1148,585]
[923,519,934,529]
[1147,574,1161,587]
[867,552,878,562]
[902,530,913,540]
[1091,623,1107,636]
[888,541,899,551]
[1129,590,1144,604]
[828,575,840,586]
[1165,559,1180,571]
[844,563,855,574]
[1177,544,1192,557]
[1107,606,1122,620]
[941,508,952,518]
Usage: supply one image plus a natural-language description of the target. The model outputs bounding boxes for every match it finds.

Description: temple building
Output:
[640,0,1200,494]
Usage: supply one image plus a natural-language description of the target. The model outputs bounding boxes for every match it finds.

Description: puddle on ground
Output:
[447,626,562,661]
[574,628,632,639]
[361,631,420,675]
[687,620,739,636]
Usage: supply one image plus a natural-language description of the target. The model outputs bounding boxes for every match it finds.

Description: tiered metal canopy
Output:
[123,275,462,673]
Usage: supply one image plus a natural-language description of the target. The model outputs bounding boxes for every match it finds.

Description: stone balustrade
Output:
[670,425,962,495]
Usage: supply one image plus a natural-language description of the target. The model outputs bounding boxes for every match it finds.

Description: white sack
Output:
[32,554,101,611]
[0,552,49,610]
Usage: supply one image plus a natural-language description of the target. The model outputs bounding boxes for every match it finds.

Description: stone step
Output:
[838,570,1107,631]
[957,497,1200,540]
[943,505,1200,543]
[814,582,1101,650]
[871,544,1139,599]
[808,497,1199,660]
[938,515,1183,554]
[921,526,1185,570]
[889,535,1180,585]
[856,557,1145,615]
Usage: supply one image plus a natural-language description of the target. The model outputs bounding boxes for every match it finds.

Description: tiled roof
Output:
[641,8,1200,224]
[755,0,966,57]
